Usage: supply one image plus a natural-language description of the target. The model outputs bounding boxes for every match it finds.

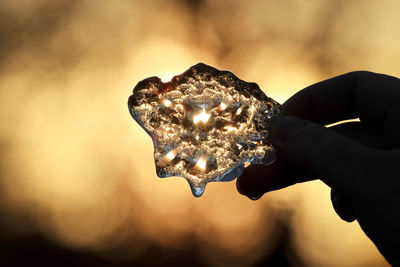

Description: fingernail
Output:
[270,116,308,142]
[248,195,262,201]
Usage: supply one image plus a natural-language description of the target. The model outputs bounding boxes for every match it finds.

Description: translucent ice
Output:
[128,63,280,197]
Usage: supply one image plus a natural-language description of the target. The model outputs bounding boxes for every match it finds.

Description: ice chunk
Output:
[128,63,280,197]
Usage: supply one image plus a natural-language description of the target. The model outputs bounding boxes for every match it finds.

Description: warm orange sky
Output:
[0,0,398,266]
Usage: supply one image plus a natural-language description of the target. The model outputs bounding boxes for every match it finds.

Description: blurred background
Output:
[0,0,399,266]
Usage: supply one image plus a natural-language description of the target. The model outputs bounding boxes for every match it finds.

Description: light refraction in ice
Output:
[128,63,280,197]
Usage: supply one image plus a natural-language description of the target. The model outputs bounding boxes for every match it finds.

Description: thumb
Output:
[269,116,376,192]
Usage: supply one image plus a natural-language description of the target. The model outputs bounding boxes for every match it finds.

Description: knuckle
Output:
[352,70,375,78]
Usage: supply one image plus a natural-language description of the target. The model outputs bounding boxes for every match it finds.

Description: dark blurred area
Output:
[0,0,398,266]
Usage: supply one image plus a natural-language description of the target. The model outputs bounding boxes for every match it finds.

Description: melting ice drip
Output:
[128,63,281,197]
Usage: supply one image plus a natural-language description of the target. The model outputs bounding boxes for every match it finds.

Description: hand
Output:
[236,71,400,265]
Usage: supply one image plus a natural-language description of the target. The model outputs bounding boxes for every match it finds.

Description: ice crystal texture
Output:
[128,63,280,197]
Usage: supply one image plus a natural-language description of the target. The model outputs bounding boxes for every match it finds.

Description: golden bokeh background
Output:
[1,0,399,265]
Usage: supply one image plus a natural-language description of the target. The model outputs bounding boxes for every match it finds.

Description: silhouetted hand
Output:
[236,71,400,265]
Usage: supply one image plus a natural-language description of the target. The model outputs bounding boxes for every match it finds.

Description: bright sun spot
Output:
[193,109,211,124]
[163,99,172,107]
[164,150,177,161]
[219,102,227,111]
[159,72,176,83]
[195,157,207,171]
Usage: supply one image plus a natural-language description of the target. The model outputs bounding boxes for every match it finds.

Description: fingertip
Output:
[331,190,357,222]
[236,158,290,199]
[248,194,263,201]
[236,165,270,199]
[236,176,264,200]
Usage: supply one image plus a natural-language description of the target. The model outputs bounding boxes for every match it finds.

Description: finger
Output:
[331,189,356,222]
[282,71,400,132]
[270,116,379,193]
[382,103,400,149]
[327,121,381,148]
[237,121,380,199]
[236,156,310,200]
